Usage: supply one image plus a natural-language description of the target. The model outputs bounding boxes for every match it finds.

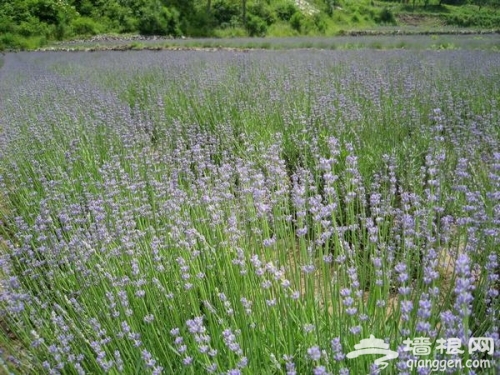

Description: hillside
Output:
[0,0,499,50]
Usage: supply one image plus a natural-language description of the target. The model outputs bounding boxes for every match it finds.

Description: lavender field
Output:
[0,50,499,374]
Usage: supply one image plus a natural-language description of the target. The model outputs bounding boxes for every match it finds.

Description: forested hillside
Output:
[0,0,499,49]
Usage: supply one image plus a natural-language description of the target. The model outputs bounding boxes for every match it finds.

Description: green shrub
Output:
[117,16,139,33]
[289,13,328,35]
[332,10,349,24]
[313,13,328,34]
[138,5,181,36]
[290,12,304,32]
[75,0,94,17]
[246,14,268,36]
[0,33,46,50]
[325,0,335,16]
[70,17,102,36]
[274,2,299,22]
[0,33,18,50]
[440,0,468,4]
[0,16,15,34]
[213,26,247,37]
[376,7,397,25]
[17,19,51,37]
[443,12,500,28]
[267,22,298,37]
[31,0,59,24]
[249,2,276,25]
[212,0,240,26]
[53,22,71,40]
[183,9,216,37]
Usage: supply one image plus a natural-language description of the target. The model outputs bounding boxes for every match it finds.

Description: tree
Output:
[163,0,194,14]
[470,0,497,10]
[242,0,246,28]
[325,0,335,16]
[138,1,181,36]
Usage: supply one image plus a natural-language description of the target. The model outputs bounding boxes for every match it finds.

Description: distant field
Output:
[47,33,500,51]
[0,49,499,374]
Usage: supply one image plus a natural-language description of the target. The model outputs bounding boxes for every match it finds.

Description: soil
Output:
[397,13,445,27]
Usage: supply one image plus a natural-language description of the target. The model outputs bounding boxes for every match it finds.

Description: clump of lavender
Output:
[0,49,499,374]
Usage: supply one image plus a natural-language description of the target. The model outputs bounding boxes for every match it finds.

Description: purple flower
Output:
[418,295,432,319]
[454,254,475,316]
[303,324,315,333]
[186,316,206,334]
[237,356,248,368]
[343,297,354,306]
[207,363,217,373]
[340,288,351,297]
[141,349,156,367]
[398,286,411,296]
[313,365,329,375]
[302,264,315,273]
[283,354,296,375]
[346,307,357,315]
[349,326,362,335]
[296,227,308,237]
[395,263,409,283]
[170,328,180,336]
[307,346,322,361]
[331,338,345,361]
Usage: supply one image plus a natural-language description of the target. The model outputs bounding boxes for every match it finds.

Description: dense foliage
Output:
[0,0,499,49]
[0,49,499,374]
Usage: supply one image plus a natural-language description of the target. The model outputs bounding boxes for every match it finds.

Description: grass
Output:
[0,49,499,374]
[43,34,500,52]
[384,0,500,27]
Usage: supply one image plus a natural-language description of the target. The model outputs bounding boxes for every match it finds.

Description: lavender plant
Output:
[0,49,498,374]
